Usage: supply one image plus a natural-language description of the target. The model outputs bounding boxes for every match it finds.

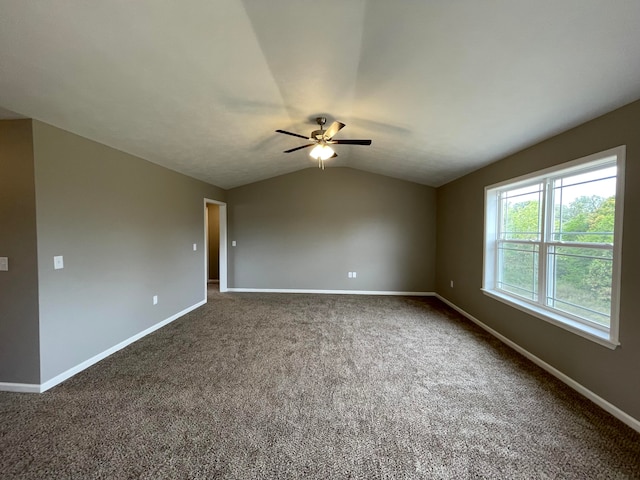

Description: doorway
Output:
[204,199,227,294]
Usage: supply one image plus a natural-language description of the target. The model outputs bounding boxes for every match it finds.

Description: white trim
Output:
[218,205,228,293]
[609,147,625,344]
[227,288,435,296]
[204,199,228,294]
[481,289,617,349]
[484,146,623,191]
[33,299,206,393]
[0,382,41,393]
[434,294,640,434]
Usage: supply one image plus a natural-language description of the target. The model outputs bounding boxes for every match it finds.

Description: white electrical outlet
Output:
[353,272,357,278]
[54,256,64,270]
[153,295,158,305]
[348,272,353,278]
[0,257,8,271]
[232,240,237,247]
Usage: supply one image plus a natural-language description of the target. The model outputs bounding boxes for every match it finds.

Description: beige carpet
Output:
[1,289,639,479]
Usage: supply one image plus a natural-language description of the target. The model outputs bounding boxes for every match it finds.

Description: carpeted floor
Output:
[1,288,639,479]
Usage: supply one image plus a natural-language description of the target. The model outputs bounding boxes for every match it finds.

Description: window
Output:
[483,146,625,348]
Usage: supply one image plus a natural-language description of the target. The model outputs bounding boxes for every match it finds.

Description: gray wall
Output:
[207,204,220,281]
[227,167,436,292]
[0,120,40,383]
[436,100,640,420]
[31,121,225,383]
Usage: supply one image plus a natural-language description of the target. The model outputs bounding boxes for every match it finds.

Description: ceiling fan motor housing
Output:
[310,129,325,140]
[311,117,327,140]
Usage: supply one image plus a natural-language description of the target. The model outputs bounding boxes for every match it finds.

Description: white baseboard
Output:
[0,298,207,394]
[0,382,41,393]
[227,288,435,296]
[434,294,640,434]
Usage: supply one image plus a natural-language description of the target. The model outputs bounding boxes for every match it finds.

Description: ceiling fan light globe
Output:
[309,144,335,161]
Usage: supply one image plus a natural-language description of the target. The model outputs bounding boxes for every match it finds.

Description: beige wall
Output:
[0,120,40,383]
[227,167,436,292]
[1,119,227,386]
[29,121,225,383]
[436,100,640,420]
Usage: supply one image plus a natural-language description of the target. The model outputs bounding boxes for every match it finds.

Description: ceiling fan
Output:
[275,117,372,169]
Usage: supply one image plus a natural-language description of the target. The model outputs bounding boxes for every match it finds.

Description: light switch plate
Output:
[0,257,8,271]
[232,240,237,247]
[193,243,197,251]
[54,255,64,270]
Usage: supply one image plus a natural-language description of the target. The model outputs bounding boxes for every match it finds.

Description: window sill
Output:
[481,289,619,350]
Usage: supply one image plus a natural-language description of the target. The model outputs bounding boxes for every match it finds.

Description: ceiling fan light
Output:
[309,144,335,161]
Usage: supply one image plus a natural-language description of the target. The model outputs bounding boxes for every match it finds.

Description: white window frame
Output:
[482,146,625,349]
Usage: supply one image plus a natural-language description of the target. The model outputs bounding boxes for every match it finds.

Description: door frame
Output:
[204,199,228,294]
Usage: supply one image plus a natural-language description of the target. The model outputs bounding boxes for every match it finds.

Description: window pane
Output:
[557,165,616,188]
[547,246,612,326]
[500,183,543,241]
[552,167,616,243]
[498,242,539,301]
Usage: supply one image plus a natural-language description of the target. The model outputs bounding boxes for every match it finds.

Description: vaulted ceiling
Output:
[1,1,640,189]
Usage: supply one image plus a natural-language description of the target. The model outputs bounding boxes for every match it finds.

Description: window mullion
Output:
[494,191,502,290]
[537,180,550,306]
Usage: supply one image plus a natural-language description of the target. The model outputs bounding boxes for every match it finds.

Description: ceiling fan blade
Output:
[324,121,346,139]
[283,143,315,153]
[276,129,309,140]
[330,139,372,145]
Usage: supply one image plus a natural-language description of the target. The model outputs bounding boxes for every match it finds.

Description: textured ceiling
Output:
[1,1,640,189]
